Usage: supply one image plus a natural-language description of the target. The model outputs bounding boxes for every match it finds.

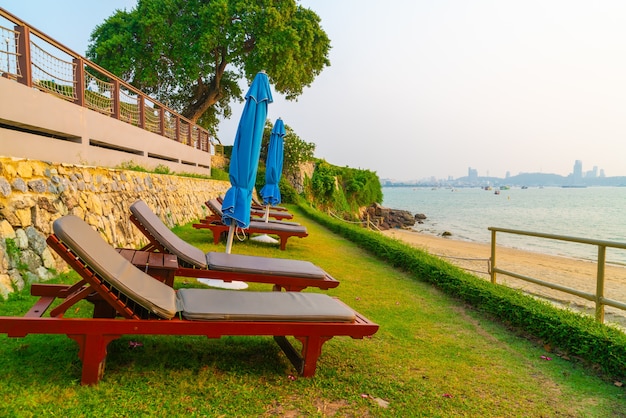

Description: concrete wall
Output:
[0,77,213,175]
[0,156,230,299]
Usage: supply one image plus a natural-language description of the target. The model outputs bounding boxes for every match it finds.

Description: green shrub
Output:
[278,178,297,203]
[210,167,229,181]
[310,161,336,203]
[4,238,28,275]
[153,164,171,175]
[116,160,149,172]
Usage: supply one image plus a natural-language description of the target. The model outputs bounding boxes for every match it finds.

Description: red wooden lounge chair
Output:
[251,195,289,212]
[211,197,293,221]
[204,198,295,224]
[129,200,339,291]
[194,199,308,250]
[0,215,378,385]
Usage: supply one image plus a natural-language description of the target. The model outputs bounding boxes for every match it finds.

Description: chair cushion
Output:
[206,252,326,279]
[248,220,307,233]
[53,215,178,319]
[130,200,208,268]
[206,199,223,217]
[177,289,355,322]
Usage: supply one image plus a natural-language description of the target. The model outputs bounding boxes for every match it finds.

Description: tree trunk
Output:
[182,86,220,123]
[182,57,227,123]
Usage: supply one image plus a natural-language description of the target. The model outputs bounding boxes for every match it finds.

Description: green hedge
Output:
[298,203,626,380]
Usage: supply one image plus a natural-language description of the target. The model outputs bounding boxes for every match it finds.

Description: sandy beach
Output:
[382,228,626,328]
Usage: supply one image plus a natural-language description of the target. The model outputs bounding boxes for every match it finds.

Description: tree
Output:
[86,0,330,136]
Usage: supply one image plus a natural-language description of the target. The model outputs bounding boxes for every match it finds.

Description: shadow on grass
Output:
[107,335,288,378]
[0,333,290,386]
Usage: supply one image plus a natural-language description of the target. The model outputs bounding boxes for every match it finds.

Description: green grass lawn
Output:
[0,206,624,417]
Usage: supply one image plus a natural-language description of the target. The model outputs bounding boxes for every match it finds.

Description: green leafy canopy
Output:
[86,0,331,136]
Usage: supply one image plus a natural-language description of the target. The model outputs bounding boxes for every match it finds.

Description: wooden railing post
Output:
[14,24,31,87]
[159,106,165,136]
[175,116,181,143]
[138,95,145,129]
[490,229,497,284]
[595,245,607,323]
[73,57,85,107]
[112,79,121,120]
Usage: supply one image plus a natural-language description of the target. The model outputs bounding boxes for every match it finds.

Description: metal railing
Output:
[489,226,626,323]
[0,7,219,154]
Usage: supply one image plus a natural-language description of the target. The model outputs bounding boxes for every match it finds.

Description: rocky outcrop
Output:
[0,157,231,299]
[362,203,426,230]
[284,161,315,194]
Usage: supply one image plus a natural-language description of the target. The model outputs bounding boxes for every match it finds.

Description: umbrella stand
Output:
[204,223,248,288]
[250,205,279,244]
[197,278,249,290]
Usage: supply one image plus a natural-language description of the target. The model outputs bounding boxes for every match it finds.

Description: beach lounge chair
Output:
[129,200,339,291]
[0,215,378,385]
[251,195,289,212]
[207,198,295,223]
[251,206,293,220]
[194,200,308,250]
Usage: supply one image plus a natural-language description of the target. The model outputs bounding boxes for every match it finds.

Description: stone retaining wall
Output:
[0,156,230,299]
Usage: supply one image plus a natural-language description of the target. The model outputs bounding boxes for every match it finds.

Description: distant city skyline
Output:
[383,159,624,186]
[466,159,607,182]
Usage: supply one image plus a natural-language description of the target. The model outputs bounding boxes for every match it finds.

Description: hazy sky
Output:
[3,1,626,180]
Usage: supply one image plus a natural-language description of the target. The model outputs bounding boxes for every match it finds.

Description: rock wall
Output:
[0,156,230,299]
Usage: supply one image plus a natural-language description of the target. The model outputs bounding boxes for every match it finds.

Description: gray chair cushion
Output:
[177,289,355,322]
[53,215,178,319]
[247,220,307,233]
[206,252,326,279]
[206,198,223,216]
[130,200,208,268]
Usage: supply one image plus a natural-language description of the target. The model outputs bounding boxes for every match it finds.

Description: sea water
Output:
[382,186,626,265]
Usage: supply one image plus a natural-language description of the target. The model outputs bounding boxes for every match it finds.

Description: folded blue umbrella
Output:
[221,72,273,229]
[260,118,286,206]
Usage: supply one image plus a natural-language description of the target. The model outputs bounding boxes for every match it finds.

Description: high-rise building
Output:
[573,160,583,179]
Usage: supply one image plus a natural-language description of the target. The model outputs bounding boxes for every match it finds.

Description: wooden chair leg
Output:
[274,335,331,377]
[68,333,121,385]
[296,335,331,377]
[278,235,288,250]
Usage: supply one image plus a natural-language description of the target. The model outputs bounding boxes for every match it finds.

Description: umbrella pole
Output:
[251,204,279,244]
[225,224,235,254]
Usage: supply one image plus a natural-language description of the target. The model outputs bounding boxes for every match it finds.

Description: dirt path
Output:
[382,229,626,328]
